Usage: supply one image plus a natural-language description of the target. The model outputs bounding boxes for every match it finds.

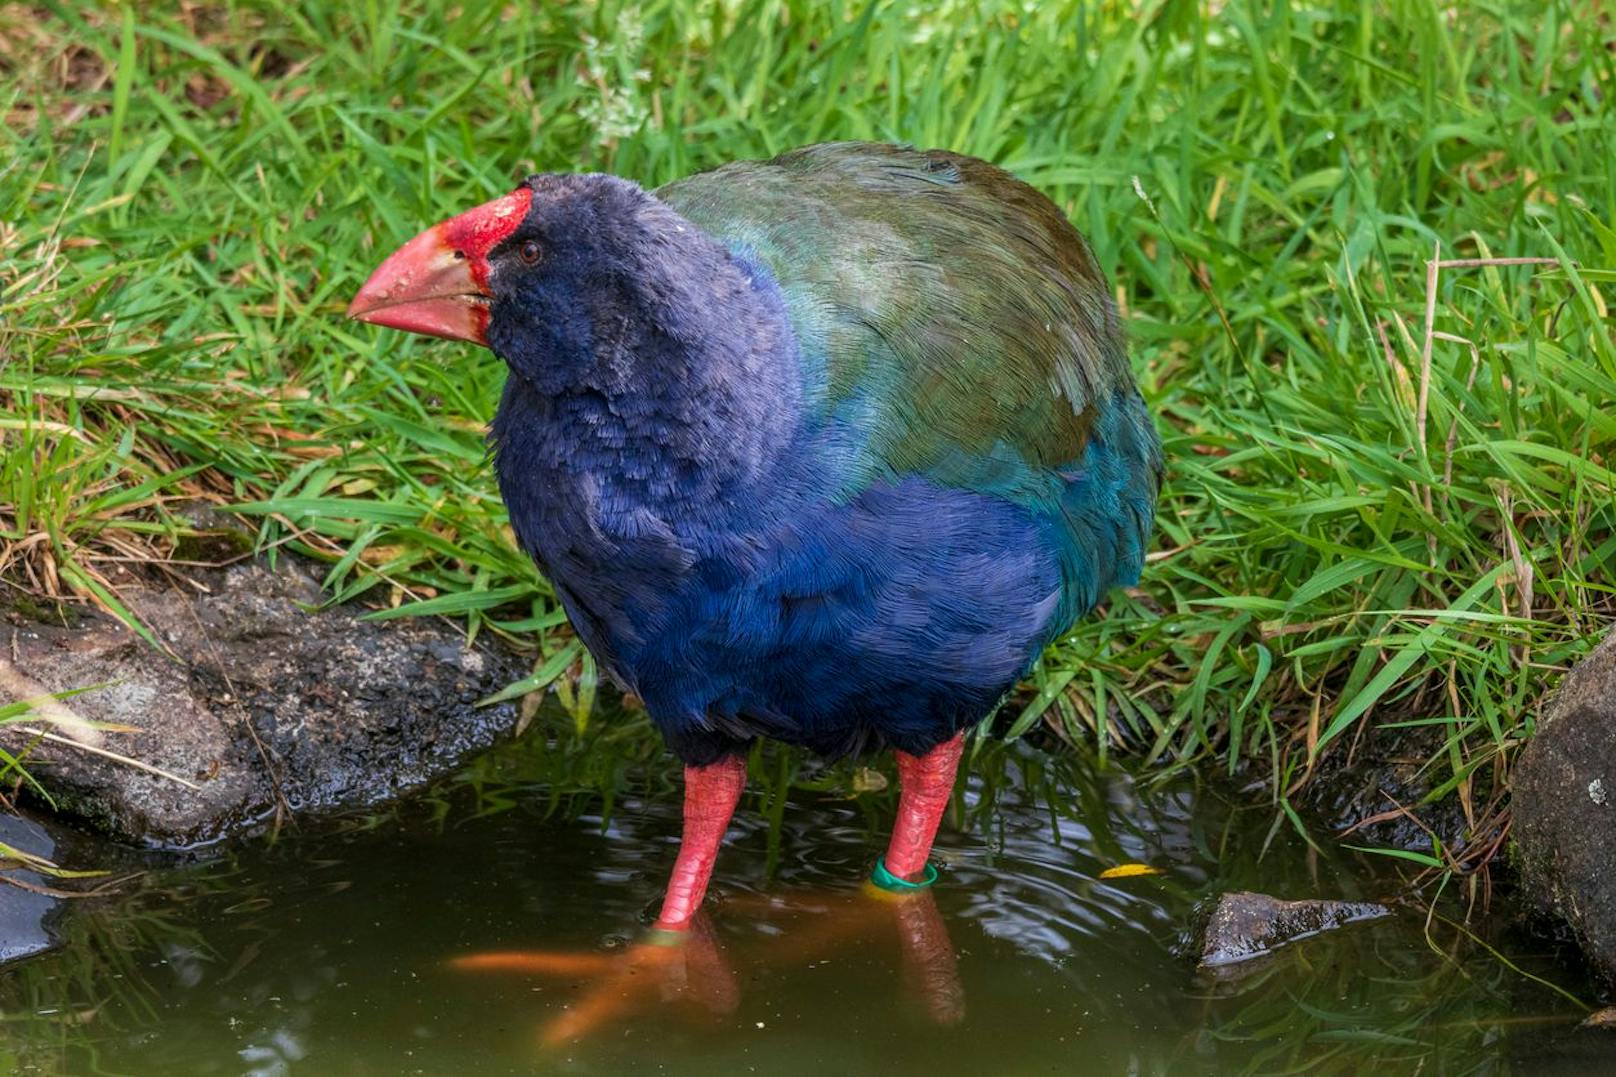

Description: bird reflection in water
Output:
[450,884,963,1046]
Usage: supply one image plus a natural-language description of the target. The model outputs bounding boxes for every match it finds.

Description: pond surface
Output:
[2,723,1608,1075]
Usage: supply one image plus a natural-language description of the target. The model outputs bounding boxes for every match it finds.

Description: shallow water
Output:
[2,723,1608,1075]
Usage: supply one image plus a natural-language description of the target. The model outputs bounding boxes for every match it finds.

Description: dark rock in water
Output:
[0,813,63,963]
[0,557,531,848]
[1197,890,1392,968]
[1583,1007,1616,1030]
[1514,630,1616,985]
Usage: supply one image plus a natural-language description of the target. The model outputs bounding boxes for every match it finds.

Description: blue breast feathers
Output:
[496,379,1157,766]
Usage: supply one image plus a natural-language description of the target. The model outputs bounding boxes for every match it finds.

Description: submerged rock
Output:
[1514,630,1616,985]
[1197,890,1392,968]
[1583,1008,1616,1030]
[0,813,63,964]
[0,556,531,847]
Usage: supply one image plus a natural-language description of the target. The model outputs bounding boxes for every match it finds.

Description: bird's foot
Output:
[450,882,962,1048]
[449,915,738,1047]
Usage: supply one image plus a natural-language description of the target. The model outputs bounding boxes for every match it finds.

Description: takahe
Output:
[349,141,1161,933]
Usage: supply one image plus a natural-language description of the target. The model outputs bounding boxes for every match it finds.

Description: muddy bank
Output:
[1,554,532,848]
[1294,718,1479,854]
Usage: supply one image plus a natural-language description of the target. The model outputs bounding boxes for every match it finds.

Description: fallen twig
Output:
[10,725,201,791]
[0,869,139,899]
[0,658,104,747]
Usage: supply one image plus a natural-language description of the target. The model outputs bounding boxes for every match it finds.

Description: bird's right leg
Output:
[653,754,748,932]
[450,755,748,1046]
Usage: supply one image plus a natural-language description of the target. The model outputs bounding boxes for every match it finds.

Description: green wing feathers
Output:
[657,141,1135,485]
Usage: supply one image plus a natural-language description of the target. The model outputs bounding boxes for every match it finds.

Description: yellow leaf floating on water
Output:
[1098,863,1165,879]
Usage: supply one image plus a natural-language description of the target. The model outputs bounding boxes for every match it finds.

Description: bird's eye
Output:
[518,240,542,265]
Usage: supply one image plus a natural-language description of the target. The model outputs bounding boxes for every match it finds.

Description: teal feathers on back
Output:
[658,142,1138,497]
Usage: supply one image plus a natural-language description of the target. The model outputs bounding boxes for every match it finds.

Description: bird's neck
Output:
[490,255,804,555]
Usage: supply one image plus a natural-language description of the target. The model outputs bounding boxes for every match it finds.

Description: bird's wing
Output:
[655,141,1141,492]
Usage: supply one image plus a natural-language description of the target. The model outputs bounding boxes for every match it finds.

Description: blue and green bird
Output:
[350,141,1162,931]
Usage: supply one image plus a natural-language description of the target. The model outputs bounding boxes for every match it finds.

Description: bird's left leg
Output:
[877,731,965,885]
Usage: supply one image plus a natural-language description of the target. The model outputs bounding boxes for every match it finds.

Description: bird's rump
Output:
[624,472,1070,763]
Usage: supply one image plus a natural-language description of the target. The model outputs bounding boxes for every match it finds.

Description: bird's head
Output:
[349,174,742,395]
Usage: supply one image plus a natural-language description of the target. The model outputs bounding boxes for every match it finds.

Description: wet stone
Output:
[0,556,531,848]
[0,813,62,964]
[1197,890,1392,968]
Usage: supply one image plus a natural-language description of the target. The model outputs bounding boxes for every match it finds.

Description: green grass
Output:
[2,1,1612,852]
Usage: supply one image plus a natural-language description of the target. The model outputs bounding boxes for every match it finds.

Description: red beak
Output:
[347,188,534,346]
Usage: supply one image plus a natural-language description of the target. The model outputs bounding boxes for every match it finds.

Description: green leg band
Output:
[870,856,939,892]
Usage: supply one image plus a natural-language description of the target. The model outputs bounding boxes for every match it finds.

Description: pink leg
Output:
[882,732,965,882]
[654,755,747,931]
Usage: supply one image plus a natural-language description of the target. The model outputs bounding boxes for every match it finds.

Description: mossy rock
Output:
[1514,629,1616,986]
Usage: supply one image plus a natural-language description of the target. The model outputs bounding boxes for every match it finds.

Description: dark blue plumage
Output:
[475,144,1162,766]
